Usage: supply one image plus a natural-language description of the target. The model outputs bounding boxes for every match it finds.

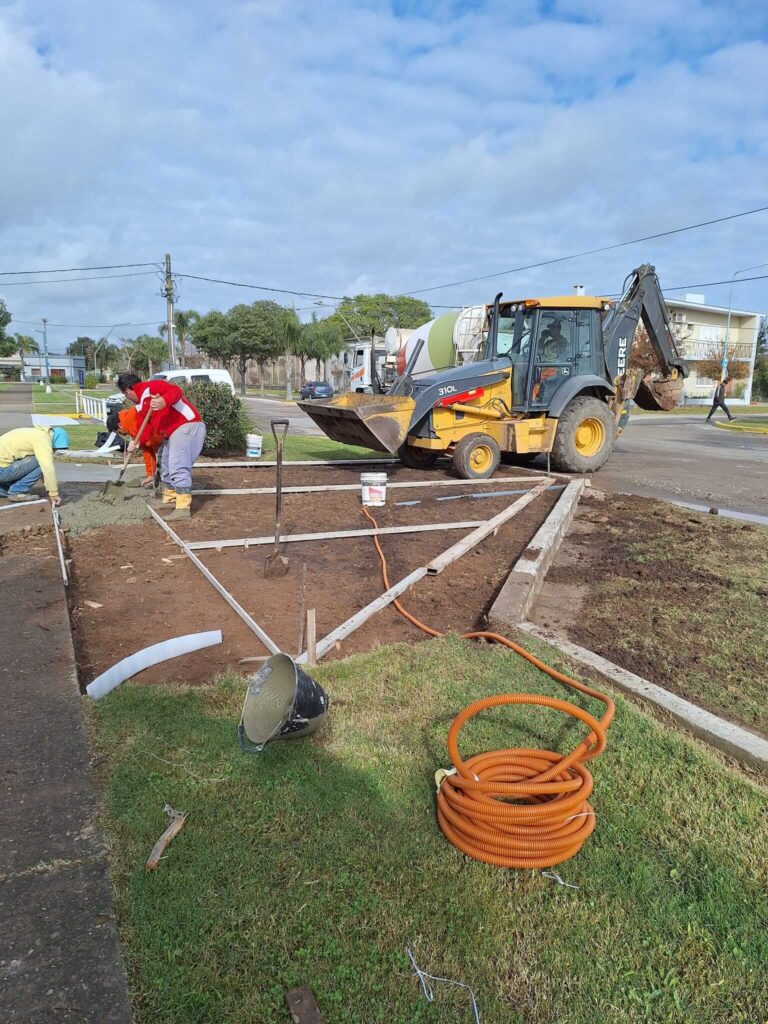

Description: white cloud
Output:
[0,0,766,351]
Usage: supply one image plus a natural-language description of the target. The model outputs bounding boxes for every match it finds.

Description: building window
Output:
[51,368,66,379]
[30,368,40,377]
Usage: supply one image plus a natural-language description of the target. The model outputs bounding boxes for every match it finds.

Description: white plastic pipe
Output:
[86,630,223,700]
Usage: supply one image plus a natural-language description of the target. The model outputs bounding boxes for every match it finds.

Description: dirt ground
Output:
[530,490,768,733]
[62,465,558,688]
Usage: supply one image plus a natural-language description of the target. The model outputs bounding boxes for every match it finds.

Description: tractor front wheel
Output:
[452,433,501,480]
[550,397,615,473]
[398,443,439,469]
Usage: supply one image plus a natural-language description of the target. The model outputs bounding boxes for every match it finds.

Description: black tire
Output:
[550,396,616,473]
[501,451,540,466]
[452,432,501,480]
[398,443,439,469]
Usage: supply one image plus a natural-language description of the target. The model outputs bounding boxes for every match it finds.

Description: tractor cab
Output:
[487,296,611,414]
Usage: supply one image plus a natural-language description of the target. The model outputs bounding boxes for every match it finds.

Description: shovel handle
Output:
[270,419,289,446]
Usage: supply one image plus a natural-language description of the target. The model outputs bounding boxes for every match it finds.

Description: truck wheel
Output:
[452,433,501,480]
[398,444,438,469]
[550,397,615,473]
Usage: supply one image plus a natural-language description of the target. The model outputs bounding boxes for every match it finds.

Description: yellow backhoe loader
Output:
[298,265,688,478]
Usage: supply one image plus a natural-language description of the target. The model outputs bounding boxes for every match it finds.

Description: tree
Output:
[191,302,285,395]
[301,315,344,379]
[0,297,14,357]
[696,351,750,383]
[12,333,39,356]
[159,309,200,368]
[327,293,432,339]
[279,307,302,400]
[124,334,168,376]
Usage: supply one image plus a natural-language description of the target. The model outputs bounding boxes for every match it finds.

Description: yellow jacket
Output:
[0,426,59,496]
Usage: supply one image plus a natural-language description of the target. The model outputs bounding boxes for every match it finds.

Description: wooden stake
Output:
[306,609,317,667]
[186,519,487,551]
[297,561,307,655]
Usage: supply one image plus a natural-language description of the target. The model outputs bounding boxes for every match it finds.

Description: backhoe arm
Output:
[603,264,688,411]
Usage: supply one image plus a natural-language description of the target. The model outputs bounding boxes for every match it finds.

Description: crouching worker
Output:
[115,373,206,521]
[0,425,69,505]
[106,407,163,488]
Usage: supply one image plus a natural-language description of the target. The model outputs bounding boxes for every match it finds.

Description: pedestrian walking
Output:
[115,373,206,521]
[706,377,736,423]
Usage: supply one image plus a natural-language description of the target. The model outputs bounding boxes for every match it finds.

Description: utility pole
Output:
[41,317,51,382]
[163,253,177,369]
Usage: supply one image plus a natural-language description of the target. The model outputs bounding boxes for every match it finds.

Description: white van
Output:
[151,369,236,394]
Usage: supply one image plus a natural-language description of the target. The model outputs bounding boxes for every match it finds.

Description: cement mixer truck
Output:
[382,306,488,384]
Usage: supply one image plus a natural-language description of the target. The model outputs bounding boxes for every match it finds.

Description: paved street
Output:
[0,383,32,430]
[242,395,320,436]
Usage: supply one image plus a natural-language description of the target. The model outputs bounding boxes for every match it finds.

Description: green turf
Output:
[88,635,768,1024]
[258,432,391,462]
[713,416,768,434]
[632,403,768,416]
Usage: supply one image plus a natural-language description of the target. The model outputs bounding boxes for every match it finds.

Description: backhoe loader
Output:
[298,265,688,477]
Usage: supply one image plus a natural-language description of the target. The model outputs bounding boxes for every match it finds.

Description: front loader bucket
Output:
[634,376,685,412]
[297,393,416,453]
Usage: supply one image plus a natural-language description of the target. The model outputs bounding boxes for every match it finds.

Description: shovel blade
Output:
[264,552,290,578]
[99,481,128,503]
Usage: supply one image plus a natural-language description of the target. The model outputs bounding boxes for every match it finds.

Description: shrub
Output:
[183,380,250,453]
[83,372,100,389]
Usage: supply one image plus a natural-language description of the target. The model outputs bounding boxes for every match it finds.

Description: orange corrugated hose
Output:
[362,506,615,869]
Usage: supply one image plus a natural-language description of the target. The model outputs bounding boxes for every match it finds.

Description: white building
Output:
[666,294,762,405]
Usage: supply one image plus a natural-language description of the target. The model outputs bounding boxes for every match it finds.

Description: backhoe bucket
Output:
[634,376,684,412]
[297,393,416,453]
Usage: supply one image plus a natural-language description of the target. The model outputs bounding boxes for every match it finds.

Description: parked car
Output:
[300,380,334,400]
[151,369,236,394]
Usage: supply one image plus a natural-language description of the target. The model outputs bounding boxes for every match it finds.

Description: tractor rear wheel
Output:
[398,443,439,469]
[452,433,501,480]
[550,396,615,473]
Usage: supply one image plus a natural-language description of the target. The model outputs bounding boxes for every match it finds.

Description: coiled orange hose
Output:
[362,505,614,869]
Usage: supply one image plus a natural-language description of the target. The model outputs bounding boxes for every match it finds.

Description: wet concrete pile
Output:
[59,491,153,536]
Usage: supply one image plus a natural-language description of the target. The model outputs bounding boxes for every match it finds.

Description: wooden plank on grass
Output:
[426,478,553,575]
[147,506,280,654]
[285,986,324,1023]
[187,521,486,551]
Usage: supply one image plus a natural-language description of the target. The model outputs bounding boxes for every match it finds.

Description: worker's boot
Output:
[162,491,192,522]
[150,486,177,510]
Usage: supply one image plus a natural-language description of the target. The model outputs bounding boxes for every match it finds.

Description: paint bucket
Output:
[361,471,387,507]
[239,653,329,752]
[245,432,263,458]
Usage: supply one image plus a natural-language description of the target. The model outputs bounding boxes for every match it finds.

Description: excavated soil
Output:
[65,465,558,688]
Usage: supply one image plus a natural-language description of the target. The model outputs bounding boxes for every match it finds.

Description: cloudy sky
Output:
[1,0,767,351]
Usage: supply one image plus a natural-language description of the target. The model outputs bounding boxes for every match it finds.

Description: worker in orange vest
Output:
[106,407,164,488]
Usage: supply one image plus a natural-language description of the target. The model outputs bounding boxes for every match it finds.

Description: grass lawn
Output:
[88,635,767,1024]
[258,432,391,462]
[714,416,768,435]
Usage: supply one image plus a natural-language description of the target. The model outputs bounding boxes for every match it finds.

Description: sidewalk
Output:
[0,510,132,1023]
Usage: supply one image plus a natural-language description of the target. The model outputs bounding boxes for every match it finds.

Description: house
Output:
[666,294,762,405]
[0,351,23,380]
[22,353,87,385]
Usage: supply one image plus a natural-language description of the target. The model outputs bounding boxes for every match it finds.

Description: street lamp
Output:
[93,322,129,373]
[34,318,52,391]
[722,262,768,381]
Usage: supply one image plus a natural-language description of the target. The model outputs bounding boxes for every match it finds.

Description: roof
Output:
[664,296,762,318]
[503,295,610,310]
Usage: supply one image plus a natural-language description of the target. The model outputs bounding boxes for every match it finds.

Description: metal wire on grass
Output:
[406,948,481,1024]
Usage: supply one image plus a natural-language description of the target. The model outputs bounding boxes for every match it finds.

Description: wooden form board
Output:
[191,475,546,497]
[195,458,400,469]
[147,506,280,654]
[186,520,487,551]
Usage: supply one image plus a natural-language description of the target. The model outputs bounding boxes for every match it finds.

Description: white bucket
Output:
[361,471,387,507]
[245,432,263,458]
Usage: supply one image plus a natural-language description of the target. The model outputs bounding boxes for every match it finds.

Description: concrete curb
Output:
[713,419,768,435]
[517,622,768,769]
[488,478,585,627]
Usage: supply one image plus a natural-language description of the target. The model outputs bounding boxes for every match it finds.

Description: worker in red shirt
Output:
[106,406,164,487]
[115,373,206,521]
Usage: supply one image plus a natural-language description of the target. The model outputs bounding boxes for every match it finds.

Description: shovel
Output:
[264,419,290,578]
[100,405,153,502]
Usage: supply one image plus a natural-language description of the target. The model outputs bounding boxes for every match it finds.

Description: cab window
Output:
[537,313,573,363]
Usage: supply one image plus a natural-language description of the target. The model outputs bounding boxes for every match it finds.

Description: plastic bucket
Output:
[239,653,329,752]
[361,471,387,507]
[245,432,263,458]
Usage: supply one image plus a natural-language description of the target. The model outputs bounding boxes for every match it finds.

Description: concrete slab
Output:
[0,540,132,1021]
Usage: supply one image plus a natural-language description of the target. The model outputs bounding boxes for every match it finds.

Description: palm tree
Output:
[159,310,199,368]
[13,333,39,356]
[279,308,302,401]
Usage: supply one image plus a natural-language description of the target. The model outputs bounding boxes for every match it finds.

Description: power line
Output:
[403,203,768,296]
[175,272,345,302]
[0,262,160,276]
[10,319,160,329]
[0,271,158,286]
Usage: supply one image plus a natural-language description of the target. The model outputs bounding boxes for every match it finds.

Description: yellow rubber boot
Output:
[150,487,176,510]
[162,492,192,522]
